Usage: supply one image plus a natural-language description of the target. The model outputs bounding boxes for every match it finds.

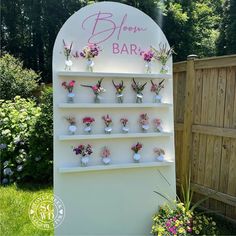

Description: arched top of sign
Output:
[53,1,172,73]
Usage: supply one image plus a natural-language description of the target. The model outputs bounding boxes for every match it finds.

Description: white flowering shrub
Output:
[0,97,41,184]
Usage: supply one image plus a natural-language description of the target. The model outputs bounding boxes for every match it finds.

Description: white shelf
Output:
[59,161,174,173]
[59,132,173,141]
[58,102,172,109]
[57,71,172,79]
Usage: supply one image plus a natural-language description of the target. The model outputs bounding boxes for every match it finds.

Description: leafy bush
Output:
[0,97,41,184]
[0,54,40,100]
[0,88,53,185]
[28,87,53,183]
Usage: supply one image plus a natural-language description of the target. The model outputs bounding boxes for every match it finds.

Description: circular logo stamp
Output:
[28,193,65,230]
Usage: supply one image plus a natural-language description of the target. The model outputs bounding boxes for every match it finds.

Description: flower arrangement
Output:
[139,113,149,132]
[66,117,76,125]
[81,78,105,103]
[131,78,147,103]
[73,144,93,167]
[62,80,76,103]
[112,80,125,103]
[62,80,75,93]
[102,114,112,134]
[150,79,164,95]
[153,118,163,132]
[131,142,143,154]
[82,117,95,134]
[120,118,128,127]
[140,49,154,73]
[101,146,111,165]
[102,114,112,127]
[101,146,111,158]
[63,40,73,70]
[151,79,164,103]
[151,43,175,74]
[120,118,129,133]
[80,43,101,59]
[73,144,93,156]
[141,49,154,62]
[154,148,165,156]
[82,117,95,125]
[80,43,101,72]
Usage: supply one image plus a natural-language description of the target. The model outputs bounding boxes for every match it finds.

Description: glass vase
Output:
[65,59,73,71]
[133,153,141,163]
[160,64,169,74]
[94,94,101,103]
[156,155,164,162]
[145,61,152,74]
[84,124,92,134]
[102,157,111,165]
[136,93,143,103]
[87,59,94,72]
[104,126,112,134]
[116,93,124,103]
[81,156,89,167]
[155,125,163,133]
[122,125,129,133]
[67,92,75,103]
[154,94,162,103]
[141,124,149,132]
[68,125,77,135]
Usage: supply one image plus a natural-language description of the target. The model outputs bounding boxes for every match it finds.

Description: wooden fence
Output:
[173,54,236,221]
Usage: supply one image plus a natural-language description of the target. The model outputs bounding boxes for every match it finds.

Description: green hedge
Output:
[0,54,40,100]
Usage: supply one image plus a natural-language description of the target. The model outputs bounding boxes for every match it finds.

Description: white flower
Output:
[17,165,23,172]
[2,178,8,184]
[0,143,7,149]
[3,161,9,167]
[3,168,14,176]
[35,156,41,161]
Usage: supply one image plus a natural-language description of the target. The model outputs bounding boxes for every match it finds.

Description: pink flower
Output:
[131,142,143,153]
[120,118,128,126]
[101,147,111,158]
[83,117,95,124]
[102,114,112,126]
[153,118,161,126]
[92,85,98,91]
[139,113,149,126]
[69,80,75,87]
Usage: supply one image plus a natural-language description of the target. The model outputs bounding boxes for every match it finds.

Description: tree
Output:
[1,0,83,83]
[217,0,236,55]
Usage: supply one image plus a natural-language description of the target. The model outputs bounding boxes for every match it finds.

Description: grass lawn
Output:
[0,184,53,236]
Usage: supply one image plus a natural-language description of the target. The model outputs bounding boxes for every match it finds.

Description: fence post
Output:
[181,54,197,188]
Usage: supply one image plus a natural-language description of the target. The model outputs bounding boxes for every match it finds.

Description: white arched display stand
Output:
[53,2,176,235]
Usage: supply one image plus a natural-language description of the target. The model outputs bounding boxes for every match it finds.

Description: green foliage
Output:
[0,54,40,100]
[160,0,223,60]
[28,87,53,184]
[0,89,53,185]
[0,97,41,184]
[217,0,236,55]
